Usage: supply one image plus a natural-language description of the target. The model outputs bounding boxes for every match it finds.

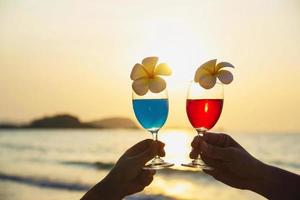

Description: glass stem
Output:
[196,129,206,160]
[151,130,160,160]
[151,130,158,141]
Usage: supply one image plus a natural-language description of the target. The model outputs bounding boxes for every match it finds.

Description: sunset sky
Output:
[0,0,299,133]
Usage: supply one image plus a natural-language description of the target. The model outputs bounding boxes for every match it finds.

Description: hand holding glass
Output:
[182,81,224,169]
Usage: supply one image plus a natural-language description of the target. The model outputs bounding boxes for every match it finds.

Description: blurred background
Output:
[0,0,299,199]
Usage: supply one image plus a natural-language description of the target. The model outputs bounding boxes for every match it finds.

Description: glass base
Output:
[143,156,174,170]
[143,162,174,170]
[181,159,213,170]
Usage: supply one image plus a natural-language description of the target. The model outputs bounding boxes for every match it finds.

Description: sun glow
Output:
[160,130,193,167]
[148,176,198,199]
[134,16,206,95]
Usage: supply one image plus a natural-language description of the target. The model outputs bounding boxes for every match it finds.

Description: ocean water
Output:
[0,129,299,200]
[133,99,168,131]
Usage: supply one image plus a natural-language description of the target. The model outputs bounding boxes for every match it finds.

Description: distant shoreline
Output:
[0,127,139,130]
[0,114,139,130]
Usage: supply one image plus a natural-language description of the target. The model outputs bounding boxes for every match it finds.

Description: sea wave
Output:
[60,160,208,176]
[0,172,176,199]
[0,172,90,191]
[61,160,115,170]
[0,142,47,152]
[60,159,300,178]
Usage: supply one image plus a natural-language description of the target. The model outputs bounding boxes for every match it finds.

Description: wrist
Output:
[100,171,125,200]
[248,161,275,199]
[81,178,123,200]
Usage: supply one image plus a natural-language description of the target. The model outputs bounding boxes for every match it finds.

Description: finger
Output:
[189,148,200,159]
[141,176,153,186]
[138,170,154,186]
[140,169,156,177]
[201,154,226,169]
[129,175,153,194]
[156,141,165,157]
[158,148,165,157]
[124,169,155,194]
[203,132,227,146]
[134,143,157,165]
[148,169,156,176]
[200,141,234,161]
[203,133,240,148]
[191,136,204,148]
[125,139,154,156]
[156,140,165,149]
[131,141,163,166]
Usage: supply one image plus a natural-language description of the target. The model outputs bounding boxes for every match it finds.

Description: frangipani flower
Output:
[130,57,172,96]
[194,59,234,89]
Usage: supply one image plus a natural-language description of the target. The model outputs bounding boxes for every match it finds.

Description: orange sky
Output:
[0,0,299,133]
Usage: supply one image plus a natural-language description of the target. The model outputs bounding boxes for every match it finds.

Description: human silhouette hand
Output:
[108,139,165,197]
[190,133,264,190]
[82,139,165,200]
[190,133,300,200]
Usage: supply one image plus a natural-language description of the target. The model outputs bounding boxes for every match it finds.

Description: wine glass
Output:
[182,81,224,169]
[132,88,174,170]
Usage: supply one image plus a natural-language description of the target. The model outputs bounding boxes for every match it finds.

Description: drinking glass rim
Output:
[187,80,224,99]
[189,80,224,86]
[132,89,169,100]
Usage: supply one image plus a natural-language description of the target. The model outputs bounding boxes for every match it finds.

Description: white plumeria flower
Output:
[130,57,172,96]
[194,59,234,89]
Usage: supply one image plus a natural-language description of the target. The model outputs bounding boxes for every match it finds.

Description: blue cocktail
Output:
[132,90,174,170]
[133,99,168,131]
